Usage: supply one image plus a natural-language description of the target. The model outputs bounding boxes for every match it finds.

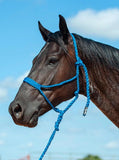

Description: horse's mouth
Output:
[26,107,51,127]
[11,112,38,128]
[10,105,50,128]
[9,96,52,127]
[27,113,39,127]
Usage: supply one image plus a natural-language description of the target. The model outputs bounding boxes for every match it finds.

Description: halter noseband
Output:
[23,33,90,160]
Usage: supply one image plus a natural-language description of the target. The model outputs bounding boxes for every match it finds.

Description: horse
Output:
[9,15,119,128]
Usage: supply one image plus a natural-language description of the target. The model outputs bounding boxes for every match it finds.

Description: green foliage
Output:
[79,154,102,160]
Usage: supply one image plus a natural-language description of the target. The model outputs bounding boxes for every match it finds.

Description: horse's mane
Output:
[74,33,119,72]
[71,34,119,97]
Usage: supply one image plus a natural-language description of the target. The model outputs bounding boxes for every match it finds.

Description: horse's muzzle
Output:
[9,101,23,120]
[9,101,38,127]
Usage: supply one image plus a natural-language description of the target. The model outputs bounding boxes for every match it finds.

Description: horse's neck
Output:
[90,83,119,128]
[76,37,119,128]
[88,66,119,128]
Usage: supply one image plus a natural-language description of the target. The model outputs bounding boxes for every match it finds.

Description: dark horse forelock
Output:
[9,15,119,128]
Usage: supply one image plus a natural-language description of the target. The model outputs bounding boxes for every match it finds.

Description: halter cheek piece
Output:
[23,33,90,160]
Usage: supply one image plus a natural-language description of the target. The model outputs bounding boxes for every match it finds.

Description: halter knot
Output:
[75,58,83,66]
[74,90,79,97]
[55,112,64,131]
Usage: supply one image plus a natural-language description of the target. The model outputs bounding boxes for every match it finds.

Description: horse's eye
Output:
[48,57,59,65]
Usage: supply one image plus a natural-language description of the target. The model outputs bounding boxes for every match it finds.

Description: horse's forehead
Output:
[40,41,61,57]
[48,42,61,52]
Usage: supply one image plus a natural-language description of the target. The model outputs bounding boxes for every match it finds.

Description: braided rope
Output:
[23,33,90,160]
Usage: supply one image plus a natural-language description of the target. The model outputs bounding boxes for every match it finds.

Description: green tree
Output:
[79,154,102,160]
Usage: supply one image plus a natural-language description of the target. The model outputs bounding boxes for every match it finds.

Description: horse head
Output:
[9,15,85,127]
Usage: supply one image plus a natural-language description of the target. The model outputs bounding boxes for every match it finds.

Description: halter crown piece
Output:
[23,33,90,160]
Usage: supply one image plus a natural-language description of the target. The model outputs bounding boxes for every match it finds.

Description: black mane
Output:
[74,34,119,72]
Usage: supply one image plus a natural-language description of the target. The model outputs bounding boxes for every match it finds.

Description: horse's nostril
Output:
[13,104,23,120]
[14,104,22,113]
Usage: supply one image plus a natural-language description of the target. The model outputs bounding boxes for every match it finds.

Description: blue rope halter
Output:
[23,33,90,160]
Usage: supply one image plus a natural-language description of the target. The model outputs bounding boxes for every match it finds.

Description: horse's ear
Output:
[59,15,70,44]
[38,21,51,41]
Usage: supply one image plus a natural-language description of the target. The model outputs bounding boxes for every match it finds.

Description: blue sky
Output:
[0,0,119,160]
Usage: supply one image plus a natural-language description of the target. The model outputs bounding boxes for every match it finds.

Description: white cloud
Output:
[0,132,7,137]
[0,88,8,101]
[16,71,29,87]
[105,141,119,149]
[0,71,29,89]
[0,71,29,102]
[68,8,119,40]
[0,140,4,145]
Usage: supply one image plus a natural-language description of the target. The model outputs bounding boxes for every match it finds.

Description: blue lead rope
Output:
[23,33,90,160]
